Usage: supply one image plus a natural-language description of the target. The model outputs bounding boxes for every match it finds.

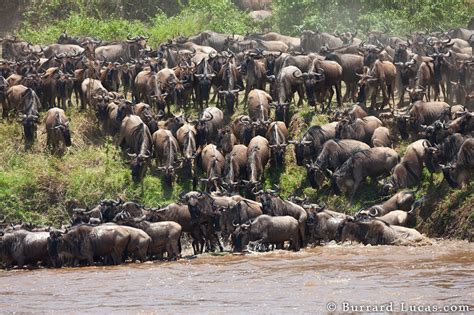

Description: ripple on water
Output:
[0,240,472,313]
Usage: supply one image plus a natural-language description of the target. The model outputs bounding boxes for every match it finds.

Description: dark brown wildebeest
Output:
[232,215,300,252]
[323,52,364,103]
[44,107,72,153]
[146,202,205,255]
[116,115,152,182]
[216,127,237,156]
[303,204,351,244]
[303,59,343,110]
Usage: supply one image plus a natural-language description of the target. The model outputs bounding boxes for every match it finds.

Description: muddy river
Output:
[0,240,472,314]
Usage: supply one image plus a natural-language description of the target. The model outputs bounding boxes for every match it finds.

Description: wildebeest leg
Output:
[297,86,305,107]
[397,86,405,108]
[327,87,334,112]
[349,178,362,204]
[335,82,342,107]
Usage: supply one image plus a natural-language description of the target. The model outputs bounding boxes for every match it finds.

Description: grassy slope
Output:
[0,96,472,239]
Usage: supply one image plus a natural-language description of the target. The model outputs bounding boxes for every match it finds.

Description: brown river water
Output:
[0,240,473,314]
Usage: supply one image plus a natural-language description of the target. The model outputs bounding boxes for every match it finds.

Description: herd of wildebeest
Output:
[0,26,473,269]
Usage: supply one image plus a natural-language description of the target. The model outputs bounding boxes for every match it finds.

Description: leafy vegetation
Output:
[272,0,474,36]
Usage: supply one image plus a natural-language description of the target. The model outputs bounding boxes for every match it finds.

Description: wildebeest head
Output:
[255,188,278,214]
[52,112,72,147]
[289,137,312,166]
[270,102,290,126]
[407,87,426,103]
[22,114,39,147]
[335,217,368,243]
[129,153,150,183]
[232,221,252,252]
[218,89,239,115]
[47,230,63,264]
[306,163,328,189]
[195,111,214,146]
[179,191,213,220]
[116,100,134,122]
[94,95,111,121]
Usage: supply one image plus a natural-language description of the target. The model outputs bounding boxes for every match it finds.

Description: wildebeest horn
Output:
[368,207,379,217]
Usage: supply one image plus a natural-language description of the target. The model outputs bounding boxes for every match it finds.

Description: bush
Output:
[18,0,256,46]
[272,0,474,36]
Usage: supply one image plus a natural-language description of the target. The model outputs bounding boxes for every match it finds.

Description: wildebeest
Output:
[335,116,383,144]
[0,230,51,268]
[116,115,152,182]
[266,121,289,166]
[382,139,429,193]
[6,85,41,148]
[257,189,308,247]
[371,126,392,148]
[246,136,270,184]
[441,138,474,188]
[247,88,272,122]
[44,107,72,153]
[290,122,338,166]
[300,30,343,52]
[360,190,416,217]
[95,36,148,62]
[332,147,399,200]
[115,213,182,260]
[224,144,248,190]
[304,204,351,244]
[195,106,224,146]
[232,215,300,252]
[277,66,306,106]
[199,144,225,192]
[152,129,181,183]
[47,224,130,266]
[306,139,370,189]
[337,218,426,245]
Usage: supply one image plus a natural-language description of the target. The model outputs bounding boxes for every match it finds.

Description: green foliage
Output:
[272,0,474,36]
[18,0,255,46]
